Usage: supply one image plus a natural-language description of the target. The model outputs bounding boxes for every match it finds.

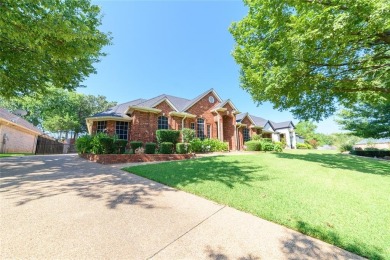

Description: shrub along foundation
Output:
[79,153,194,164]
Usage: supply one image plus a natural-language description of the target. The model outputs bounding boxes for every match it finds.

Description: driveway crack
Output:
[148,205,226,259]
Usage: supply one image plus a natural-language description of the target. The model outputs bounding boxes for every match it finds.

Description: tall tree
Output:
[230,0,390,121]
[0,88,116,136]
[0,0,111,98]
[295,121,317,139]
[337,102,390,138]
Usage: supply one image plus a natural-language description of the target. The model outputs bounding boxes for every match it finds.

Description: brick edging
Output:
[79,153,194,164]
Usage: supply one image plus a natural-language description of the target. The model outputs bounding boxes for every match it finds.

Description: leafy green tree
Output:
[295,121,317,140]
[230,0,390,121]
[0,88,116,136]
[0,0,111,98]
[337,102,390,138]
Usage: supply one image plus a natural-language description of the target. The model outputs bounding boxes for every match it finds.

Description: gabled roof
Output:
[89,89,227,120]
[236,113,268,128]
[0,108,43,135]
[212,99,240,113]
[236,112,255,125]
[270,121,295,130]
[91,98,145,118]
[182,88,222,112]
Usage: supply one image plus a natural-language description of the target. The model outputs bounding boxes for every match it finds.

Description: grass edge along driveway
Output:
[123,150,390,260]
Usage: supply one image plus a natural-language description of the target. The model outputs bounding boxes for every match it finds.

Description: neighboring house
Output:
[296,134,305,144]
[354,138,390,150]
[236,113,297,149]
[86,89,296,150]
[0,108,43,153]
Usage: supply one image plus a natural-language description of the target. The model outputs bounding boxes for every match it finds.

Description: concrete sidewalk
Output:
[0,155,363,259]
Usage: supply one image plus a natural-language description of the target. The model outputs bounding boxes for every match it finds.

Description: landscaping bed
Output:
[79,153,193,164]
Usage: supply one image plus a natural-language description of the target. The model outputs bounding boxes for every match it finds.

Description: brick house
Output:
[0,108,43,153]
[86,89,297,150]
[236,113,297,149]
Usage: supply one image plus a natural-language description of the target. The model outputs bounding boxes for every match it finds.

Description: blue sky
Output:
[81,0,342,134]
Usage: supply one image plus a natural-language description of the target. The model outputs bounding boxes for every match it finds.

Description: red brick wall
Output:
[90,94,240,150]
[222,115,236,150]
[186,92,220,140]
[131,111,158,143]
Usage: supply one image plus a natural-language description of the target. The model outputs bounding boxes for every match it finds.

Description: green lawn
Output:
[0,153,33,158]
[124,150,390,259]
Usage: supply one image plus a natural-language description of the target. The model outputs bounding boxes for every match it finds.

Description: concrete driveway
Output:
[0,155,363,259]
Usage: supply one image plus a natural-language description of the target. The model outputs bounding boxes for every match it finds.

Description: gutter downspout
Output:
[217,114,221,141]
[181,116,187,142]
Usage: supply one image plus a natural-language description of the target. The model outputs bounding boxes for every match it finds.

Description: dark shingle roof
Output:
[90,89,221,119]
[92,98,146,118]
[0,108,43,134]
[250,115,268,127]
[236,113,268,127]
[270,121,294,130]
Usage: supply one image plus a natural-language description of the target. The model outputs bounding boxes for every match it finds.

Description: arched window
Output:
[197,118,205,139]
[158,116,168,129]
[243,128,250,142]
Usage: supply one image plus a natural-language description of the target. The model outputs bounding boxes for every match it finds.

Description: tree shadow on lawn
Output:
[0,155,174,209]
[280,221,384,260]
[125,156,271,189]
[275,153,390,176]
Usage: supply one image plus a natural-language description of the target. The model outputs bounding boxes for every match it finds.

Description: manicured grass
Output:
[124,150,390,259]
[0,153,33,158]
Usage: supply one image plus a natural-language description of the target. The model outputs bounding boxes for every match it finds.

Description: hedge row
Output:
[351,150,390,158]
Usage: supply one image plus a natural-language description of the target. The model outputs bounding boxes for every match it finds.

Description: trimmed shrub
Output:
[262,142,275,152]
[245,141,261,151]
[352,149,390,158]
[274,144,283,152]
[182,128,196,143]
[100,136,114,154]
[203,138,229,152]
[114,139,128,154]
[145,142,157,154]
[190,138,203,153]
[189,138,228,153]
[339,144,353,152]
[130,141,143,151]
[160,142,173,154]
[251,134,262,141]
[90,132,110,154]
[297,143,310,149]
[262,138,273,143]
[156,130,180,144]
[75,135,92,154]
[176,143,191,154]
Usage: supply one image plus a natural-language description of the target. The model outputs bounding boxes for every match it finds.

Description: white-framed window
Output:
[158,116,169,129]
[197,118,205,139]
[206,124,211,138]
[190,122,195,130]
[243,128,250,142]
[96,121,107,133]
[115,121,129,140]
[208,96,215,103]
